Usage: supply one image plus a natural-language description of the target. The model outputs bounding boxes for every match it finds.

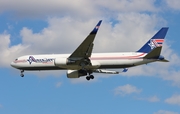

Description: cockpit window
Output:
[15,58,18,61]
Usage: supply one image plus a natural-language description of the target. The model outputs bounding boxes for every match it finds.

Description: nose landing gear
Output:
[20,70,24,77]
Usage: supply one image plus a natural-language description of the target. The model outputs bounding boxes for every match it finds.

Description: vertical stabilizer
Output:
[137,27,168,53]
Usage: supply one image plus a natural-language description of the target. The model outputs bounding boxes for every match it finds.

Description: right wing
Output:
[94,68,128,74]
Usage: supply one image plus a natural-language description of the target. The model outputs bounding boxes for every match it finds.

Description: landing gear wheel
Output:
[90,75,94,79]
[86,76,90,81]
[86,75,94,81]
[20,74,24,77]
[20,70,24,77]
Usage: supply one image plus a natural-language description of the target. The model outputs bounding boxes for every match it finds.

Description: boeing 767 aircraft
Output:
[11,20,169,80]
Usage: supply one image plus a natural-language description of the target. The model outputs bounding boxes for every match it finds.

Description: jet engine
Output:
[67,70,87,78]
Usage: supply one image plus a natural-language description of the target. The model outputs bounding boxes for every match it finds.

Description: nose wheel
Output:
[86,75,94,81]
[20,70,24,77]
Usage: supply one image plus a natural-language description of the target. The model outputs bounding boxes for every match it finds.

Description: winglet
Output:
[90,20,102,34]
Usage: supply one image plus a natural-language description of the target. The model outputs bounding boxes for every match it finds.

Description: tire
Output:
[86,76,90,81]
[90,75,94,79]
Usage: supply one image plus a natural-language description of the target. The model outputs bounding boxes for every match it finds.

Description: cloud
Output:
[55,81,62,88]
[0,104,3,108]
[114,84,142,96]
[148,96,160,102]
[137,95,160,102]
[96,0,158,12]
[0,0,96,19]
[0,0,166,65]
[154,110,179,114]
[1,14,179,86]
[165,94,180,105]
[20,17,94,54]
[0,32,29,67]
[3,12,164,62]
[166,0,180,10]
[0,0,158,18]
[0,0,179,87]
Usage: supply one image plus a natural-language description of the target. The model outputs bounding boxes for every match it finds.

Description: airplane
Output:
[11,20,169,80]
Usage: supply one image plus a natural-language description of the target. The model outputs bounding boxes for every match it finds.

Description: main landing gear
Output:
[86,75,94,81]
[20,70,24,77]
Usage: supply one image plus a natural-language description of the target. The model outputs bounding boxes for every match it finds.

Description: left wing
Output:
[68,20,102,67]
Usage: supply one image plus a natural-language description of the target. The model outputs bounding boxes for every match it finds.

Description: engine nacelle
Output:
[67,70,87,78]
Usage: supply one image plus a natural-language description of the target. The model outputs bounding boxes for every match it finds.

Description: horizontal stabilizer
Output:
[143,47,169,62]
[143,47,162,59]
[159,59,169,62]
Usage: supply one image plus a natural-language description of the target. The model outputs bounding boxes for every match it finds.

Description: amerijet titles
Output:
[27,56,54,64]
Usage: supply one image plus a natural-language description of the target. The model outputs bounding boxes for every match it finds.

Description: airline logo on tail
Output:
[148,39,164,49]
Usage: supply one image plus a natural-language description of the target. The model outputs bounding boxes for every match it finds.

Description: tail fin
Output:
[137,27,169,53]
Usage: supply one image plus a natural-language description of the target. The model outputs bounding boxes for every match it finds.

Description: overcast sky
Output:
[0,0,180,114]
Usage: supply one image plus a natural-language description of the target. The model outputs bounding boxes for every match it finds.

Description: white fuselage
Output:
[11,52,156,71]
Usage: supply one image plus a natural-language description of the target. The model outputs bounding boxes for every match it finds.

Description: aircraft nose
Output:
[10,61,16,68]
